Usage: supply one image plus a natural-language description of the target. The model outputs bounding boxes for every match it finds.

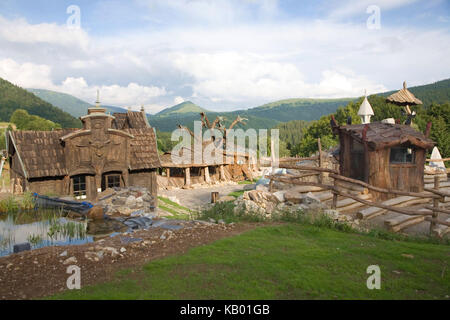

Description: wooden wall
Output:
[129,169,158,197]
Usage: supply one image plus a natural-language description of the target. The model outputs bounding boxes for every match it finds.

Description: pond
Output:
[0,209,127,257]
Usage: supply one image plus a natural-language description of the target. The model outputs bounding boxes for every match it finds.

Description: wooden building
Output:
[157,141,257,189]
[332,122,434,200]
[7,105,160,200]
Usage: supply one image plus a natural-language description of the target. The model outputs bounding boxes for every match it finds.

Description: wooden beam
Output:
[279,164,338,174]
[330,173,440,199]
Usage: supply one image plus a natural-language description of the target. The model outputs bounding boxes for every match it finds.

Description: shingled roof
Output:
[386,81,423,106]
[8,129,77,179]
[338,122,435,150]
[112,111,148,130]
[125,128,161,170]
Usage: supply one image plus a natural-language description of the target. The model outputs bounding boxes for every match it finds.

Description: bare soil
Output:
[0,221,259,300]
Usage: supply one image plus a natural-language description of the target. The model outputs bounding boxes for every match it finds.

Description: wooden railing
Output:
[268,162,450,234]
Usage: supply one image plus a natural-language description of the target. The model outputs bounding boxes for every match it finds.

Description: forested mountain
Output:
[27,88,129,117]
[380,78,450,107]
[0,78,81,128]
[155,101,209,117]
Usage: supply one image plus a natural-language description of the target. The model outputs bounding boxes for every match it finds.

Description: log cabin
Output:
[157,141,257,189]
[7,105,160,200]
[332,121,435,200]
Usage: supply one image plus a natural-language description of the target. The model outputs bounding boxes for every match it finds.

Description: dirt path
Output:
[0,221,260,300]
[159,183,255,209]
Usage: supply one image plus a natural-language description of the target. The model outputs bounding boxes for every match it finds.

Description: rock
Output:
[85,251,102,262]
[120,247,127,253]
[125,195,137,207]
[13,242,31,254]
[272,191,286,203]
[63,257,77,265]
[302,192,321,205]
[209,218,216,223]
[6,263,13,269]
[218,219,225,225]
[218,196,236,202]
[103,247,119,257]
[112,197,127,206]
[324,209,340,220]
[87,206,105,221]
[59,250,68,257]
[284,190,302,204]
[256,185,269,192]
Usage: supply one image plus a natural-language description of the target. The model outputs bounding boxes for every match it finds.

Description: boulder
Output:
[125,195,137,206]
[272,191,286,203]
[87,206,105,221]
[301,192,321,205]
[284,190,303,204]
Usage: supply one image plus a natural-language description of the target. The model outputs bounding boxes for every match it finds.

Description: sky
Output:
[0,0,449,114]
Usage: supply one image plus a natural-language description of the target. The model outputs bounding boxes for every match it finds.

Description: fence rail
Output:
[269,145,449,235]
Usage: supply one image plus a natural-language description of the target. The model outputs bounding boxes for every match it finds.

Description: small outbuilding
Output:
[7,104,160,200]
[332,121,435,200]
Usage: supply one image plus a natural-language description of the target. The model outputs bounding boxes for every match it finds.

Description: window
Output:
[73,175,86,199]
[390,147,415,164]
[107,175,121,188]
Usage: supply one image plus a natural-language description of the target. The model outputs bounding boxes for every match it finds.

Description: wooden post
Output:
[219,165,225,181]
[269,178,274,192]
[211,192,219,203]
[430,175,440,235]
[166,168,170,179]
[332,178,338,210]
[185,167,191,187]
[204,166,211,184]
[317,138,323,184]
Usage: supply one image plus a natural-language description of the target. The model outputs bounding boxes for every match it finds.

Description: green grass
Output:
[49,223,450,300]
[157,196,192,220]
[228,190,245,198]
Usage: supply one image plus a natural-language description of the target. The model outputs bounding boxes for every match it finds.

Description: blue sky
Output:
[0,0,449,113]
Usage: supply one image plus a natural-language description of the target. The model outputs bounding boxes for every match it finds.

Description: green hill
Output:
[155,101,209,117]
[0,78,81,128]
[149,98,353,132]
[380,78,450,106]
[27,88,129,117]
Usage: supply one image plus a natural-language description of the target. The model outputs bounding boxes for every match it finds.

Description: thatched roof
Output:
[8,129,77,179]
[386,81,423,106]
[126,128,161,170]
[112,111,148,129]
[338,122,434,150]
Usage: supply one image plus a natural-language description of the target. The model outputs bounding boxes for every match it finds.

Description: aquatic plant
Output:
[27,234,43,246]
[19,192,35,210]
[0,196,19,213]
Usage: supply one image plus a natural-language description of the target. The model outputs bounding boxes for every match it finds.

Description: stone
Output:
[112,197,126,206]
[125,195,137,206]
[272,191,286,203]
[209,218,216,223]
[87,206,105,221]
[103,247,119,257]
[284,190,303,204]
[120,247,127,253]
[302,192,321,205]
[63,257,77,265]
[324,209,340,220]
[13,242,31,254]
[59,250,68,257]
[218,219,225,224]
[256,185,269,192]
[85,251,101,262]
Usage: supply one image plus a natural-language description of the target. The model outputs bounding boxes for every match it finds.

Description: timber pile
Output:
[357,196,433,220]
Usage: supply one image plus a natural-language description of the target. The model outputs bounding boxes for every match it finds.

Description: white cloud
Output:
[0,58,166,107]
[328,0,419,19]
[0,16,89,50]
[174,96,185,105]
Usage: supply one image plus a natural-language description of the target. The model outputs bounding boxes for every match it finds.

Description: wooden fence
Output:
[268,154,450,235]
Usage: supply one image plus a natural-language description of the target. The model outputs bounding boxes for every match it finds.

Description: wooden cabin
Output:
[157,141,257,189]
[7,107,160,200]
[333,122,435,200]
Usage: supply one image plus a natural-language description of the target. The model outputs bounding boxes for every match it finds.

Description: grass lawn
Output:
[50,223,449,300]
